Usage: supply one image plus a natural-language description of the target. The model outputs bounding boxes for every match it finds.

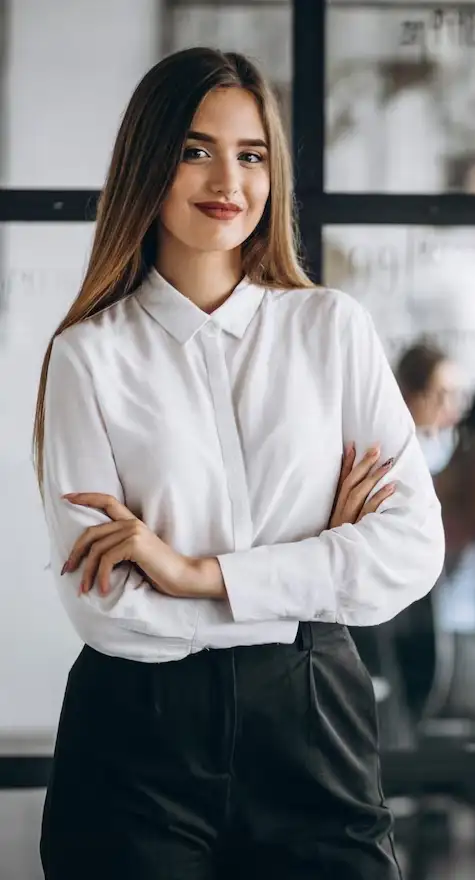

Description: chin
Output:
[192,234,245,253]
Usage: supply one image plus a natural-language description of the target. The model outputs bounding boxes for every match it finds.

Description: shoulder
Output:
[267,284,371,332]
[52,294,139,367]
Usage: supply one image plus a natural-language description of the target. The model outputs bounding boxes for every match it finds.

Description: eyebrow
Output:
[186,130,268,149]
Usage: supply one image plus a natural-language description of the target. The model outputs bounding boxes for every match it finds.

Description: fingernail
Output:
[382,457,394,469]
[344,442,355,456]
[61,562,69,576]
[368,445,380,457]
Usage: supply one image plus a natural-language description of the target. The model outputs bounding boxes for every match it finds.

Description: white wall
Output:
[0,0,161,736]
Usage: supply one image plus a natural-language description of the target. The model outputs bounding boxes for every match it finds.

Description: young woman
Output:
[35,48,444,879]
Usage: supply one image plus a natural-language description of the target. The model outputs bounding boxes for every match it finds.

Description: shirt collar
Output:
[136,268,267,345]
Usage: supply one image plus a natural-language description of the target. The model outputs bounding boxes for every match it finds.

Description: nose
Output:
[209,155,240,198]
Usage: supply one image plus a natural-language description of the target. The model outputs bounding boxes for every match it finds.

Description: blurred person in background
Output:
[395,338,467,475]
[393,341,475,722]
[33,47,443,880]
[351,343,467,737]
[428,398,475,719]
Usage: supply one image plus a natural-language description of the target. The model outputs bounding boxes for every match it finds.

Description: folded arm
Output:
[43,335,194,638]
[216,301,445,627]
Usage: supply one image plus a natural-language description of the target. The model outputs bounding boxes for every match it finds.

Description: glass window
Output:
[0,223,94,351]
[324,222,475,654]
[3,0,159,187]
[167,2,292,133]
[0,223,93,730]
[323,223,475,383]
[326,0,475,193]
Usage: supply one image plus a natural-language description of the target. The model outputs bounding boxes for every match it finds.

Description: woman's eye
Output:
[183,146,209,161]
[182,146,264,164]
[239,152,263,164]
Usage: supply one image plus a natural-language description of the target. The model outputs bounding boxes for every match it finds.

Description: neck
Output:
[156,231,244,314]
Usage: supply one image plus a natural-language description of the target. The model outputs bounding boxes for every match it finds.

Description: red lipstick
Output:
[195,201,242,221]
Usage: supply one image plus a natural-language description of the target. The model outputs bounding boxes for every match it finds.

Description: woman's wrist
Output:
[181,556,227,600]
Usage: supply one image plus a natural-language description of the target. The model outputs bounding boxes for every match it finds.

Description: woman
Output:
[395,339,466,475]
[35,48,443,879]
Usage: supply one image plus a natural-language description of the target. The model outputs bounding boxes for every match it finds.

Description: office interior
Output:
[2,1,475,878]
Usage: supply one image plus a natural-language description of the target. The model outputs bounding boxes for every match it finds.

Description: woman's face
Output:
[159,87,270,256]
[411,359,466,431]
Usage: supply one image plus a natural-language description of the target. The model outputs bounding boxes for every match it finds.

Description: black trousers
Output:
[40,623,401,879]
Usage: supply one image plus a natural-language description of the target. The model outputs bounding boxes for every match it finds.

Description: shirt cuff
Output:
[217,538,337,624]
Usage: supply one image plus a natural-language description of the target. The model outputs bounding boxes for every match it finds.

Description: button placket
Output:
[202,331,253,551]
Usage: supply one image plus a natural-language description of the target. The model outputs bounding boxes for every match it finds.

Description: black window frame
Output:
[293,0,475,284]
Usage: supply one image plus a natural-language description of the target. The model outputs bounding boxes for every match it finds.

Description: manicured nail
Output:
[62,493,78,500]
[368,445,380,457]
[382,457,394,469]
[61,562,68,576]
[387,482,397,493]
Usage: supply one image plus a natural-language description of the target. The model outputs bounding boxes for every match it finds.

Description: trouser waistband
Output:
[296,620,345,651]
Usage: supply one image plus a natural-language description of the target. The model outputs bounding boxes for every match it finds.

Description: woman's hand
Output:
[61,493,190,597]
[329,444,396,529]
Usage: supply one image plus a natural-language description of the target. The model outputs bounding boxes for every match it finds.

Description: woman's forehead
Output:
[190,88,266,141]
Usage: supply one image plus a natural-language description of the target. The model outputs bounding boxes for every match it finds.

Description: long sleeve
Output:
[219,300,445,627]
[42,334,198,648]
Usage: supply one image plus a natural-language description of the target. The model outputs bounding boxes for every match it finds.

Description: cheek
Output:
[246,171,270,211]
[160,192,194,239]
[160,170,197,225]
[160,191,180,231]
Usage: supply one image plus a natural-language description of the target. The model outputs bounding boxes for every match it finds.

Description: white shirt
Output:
[43,269,445,663]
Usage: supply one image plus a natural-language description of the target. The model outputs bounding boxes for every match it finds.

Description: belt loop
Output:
[297,622,314,651]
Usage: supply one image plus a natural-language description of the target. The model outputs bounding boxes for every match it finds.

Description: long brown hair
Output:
[33,46,313,490]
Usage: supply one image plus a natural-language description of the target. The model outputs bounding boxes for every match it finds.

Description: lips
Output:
[195,202,243,220]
